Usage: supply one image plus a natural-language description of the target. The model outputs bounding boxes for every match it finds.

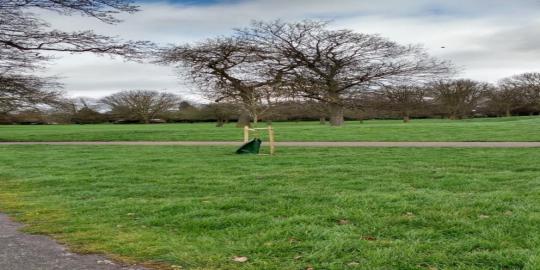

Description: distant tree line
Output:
[2,73,540,125]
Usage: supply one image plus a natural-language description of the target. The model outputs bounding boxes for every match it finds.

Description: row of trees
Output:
[4,75,539,125]
[376,75,540,121]
[1,89,237,125]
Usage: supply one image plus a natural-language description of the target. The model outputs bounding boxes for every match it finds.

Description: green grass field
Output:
[1,116,539,142]
[1,145,539,269]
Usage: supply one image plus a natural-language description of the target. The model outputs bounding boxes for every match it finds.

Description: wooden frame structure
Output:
[243,126,275,155]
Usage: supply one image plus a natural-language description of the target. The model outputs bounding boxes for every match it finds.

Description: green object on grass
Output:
[236,138,262,154]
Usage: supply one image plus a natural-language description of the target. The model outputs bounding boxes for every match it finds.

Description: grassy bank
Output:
[1,146,539,269]
[0,117,539,142]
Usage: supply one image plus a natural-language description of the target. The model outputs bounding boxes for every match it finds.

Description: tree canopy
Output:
[163,20,453,126]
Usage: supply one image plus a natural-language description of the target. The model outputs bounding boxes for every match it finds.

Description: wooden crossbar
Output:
[243,125,275,155]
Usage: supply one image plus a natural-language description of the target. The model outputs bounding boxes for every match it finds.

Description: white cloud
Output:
[37,0,540,98]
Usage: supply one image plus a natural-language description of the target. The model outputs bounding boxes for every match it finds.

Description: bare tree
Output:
[101,90,181,123]
[305,101,330,124]
[51,97,105,123]
[486,84,526,117]
[0,74,62,115]
[498,73,540,113]
[202,102,238,127]
[1,0,154,73]
[0,0,154,114]
[380,85,427,122]
[238,20,452,126]
[430,79,489,119]
[161,37,285,126]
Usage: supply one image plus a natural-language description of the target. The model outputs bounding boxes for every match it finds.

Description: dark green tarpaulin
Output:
[236,138,262,154]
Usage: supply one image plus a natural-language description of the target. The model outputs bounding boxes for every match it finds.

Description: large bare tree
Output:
[161,37,285,126]
[101,90,181,123]
[238,20,453,126]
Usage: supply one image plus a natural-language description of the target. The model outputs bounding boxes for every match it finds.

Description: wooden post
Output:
[243,126,249,143]
[268,126,275,155]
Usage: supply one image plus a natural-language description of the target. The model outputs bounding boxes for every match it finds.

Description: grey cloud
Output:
[476,23,540,53]
[35,0,540,98]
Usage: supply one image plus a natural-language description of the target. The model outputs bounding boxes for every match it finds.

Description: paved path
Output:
[1,141,540,147]
[0,213,149,270]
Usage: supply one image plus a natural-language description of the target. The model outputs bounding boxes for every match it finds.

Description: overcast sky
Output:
[38,0,540,100]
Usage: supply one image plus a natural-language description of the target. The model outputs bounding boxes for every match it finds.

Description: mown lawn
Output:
[0,146,539,269]
[0,116,539,142]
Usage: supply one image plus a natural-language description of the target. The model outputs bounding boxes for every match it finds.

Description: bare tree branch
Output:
[0,0,154,112]
[0,74,62,114]
[0,0,138,24]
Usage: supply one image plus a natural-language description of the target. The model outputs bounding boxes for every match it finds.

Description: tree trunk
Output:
[216,119,224,127]
[505,108,512,117]
[403,115,410,123]
[319,116,326,125]
[357,113,364,124]
[236,112,251,128]
[328,103,344,126]
[403,111,411,123]
[252,113,258,126]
